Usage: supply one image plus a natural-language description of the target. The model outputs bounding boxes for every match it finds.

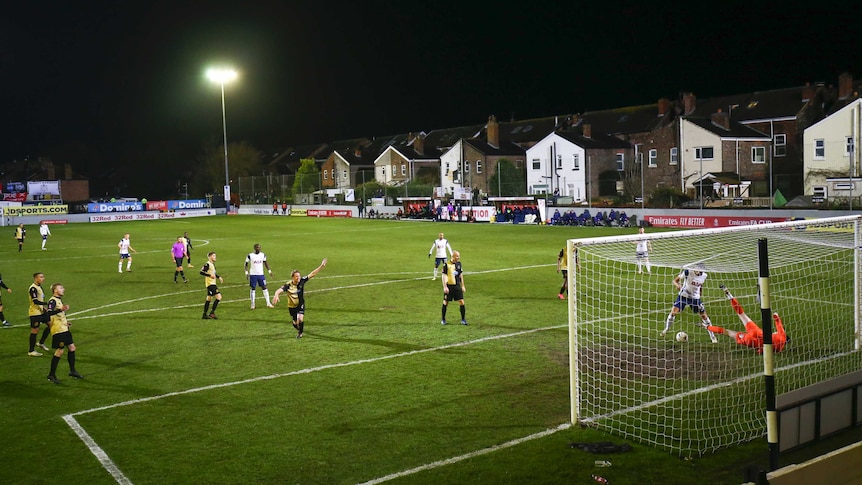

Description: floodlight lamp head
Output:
[206,68,238,84]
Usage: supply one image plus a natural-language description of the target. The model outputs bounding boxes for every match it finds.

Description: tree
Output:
[194,137,264,195]
[488,159,526,196]
[620,155,642,202]
[292,158,320,196]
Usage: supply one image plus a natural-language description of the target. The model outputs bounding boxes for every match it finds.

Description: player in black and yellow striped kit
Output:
[441,251,467,325]
[27,272,52,355]
[200,251,223,319]
[46,283,83,383]
[272,258,327,339]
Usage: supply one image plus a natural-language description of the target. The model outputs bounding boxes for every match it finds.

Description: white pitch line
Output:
[358,423,572,485]
[63,415,133,485]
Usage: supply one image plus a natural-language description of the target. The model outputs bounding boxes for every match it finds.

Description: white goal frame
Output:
[566,215,862,457]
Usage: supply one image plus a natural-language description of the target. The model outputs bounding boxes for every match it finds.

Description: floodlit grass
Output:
[0,215,853,484]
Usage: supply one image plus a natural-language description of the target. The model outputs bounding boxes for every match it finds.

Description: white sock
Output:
[663,315,675,332]
[646,262,652,273]
[118,262,123,272]
[42,241,46,249]
[263,289,271,304]
[127,261,132,270]
[250,289,256,304]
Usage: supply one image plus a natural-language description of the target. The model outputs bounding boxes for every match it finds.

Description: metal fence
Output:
[237,175,299,205]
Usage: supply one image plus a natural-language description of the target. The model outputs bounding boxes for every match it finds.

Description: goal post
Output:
[567,215,862,457]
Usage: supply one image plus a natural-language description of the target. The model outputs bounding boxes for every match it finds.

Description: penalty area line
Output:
[357,423,572,485]
[62,415,133,485]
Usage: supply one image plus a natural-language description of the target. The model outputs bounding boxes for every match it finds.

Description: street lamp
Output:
[206,67,237,209]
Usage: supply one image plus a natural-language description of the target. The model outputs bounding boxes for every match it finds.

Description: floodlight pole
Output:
[207,67,237,210]
[218,80,229,191]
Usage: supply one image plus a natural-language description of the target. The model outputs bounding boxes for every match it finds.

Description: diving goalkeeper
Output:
[705,284,788,353]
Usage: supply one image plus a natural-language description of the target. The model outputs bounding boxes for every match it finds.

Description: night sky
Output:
[1,2,859,193]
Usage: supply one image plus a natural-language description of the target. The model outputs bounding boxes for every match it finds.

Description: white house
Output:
[526,132,587,200]
[526,129,631,201]
[439,139,466,196]
[803,98,862,200]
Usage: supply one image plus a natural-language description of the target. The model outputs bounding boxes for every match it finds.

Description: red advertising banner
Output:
[306,209,353,218]
[146,200,168,211]
[3,192,27,202]
[645,215,789,228]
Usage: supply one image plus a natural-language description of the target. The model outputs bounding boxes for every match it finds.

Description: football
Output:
[675,331,689,342]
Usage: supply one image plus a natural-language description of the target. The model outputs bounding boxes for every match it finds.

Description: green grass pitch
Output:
[0,215,848,484]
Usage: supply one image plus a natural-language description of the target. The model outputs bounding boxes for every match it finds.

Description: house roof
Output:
[496,115,563,144]
[683,117,771,139]
[555,130,632,149]
[424,124,484,149]
[577,104,671,135]
[463,138,526,156]
[690,87,807,122]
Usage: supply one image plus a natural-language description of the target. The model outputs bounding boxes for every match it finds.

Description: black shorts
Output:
[174,257,185,267]
[289,305,305,321]
[206,285,220,297]
[52,330,73,349]
[561,270,568,279]
[445,285,464,301]
[30,314,50,328]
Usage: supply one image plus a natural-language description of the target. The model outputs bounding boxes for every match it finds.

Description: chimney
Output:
[582,123,592,139]
[487,115,499,147]
[65,163,72,179]
[802,82,815,102]
[413,133,425,155]
[683,93,696,114]
[47,164,55,180]
[657,98,670,116]
[711,108,730,130]
[354,147,362,157]
[838,72,853,99]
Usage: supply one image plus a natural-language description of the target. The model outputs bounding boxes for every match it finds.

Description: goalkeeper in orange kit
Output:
[704,284,789,353]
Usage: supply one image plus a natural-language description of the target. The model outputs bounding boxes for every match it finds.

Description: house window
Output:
[556,155,563,169]
[401,164,406,176]
[670,147,678,165]
[695,146,714,160]
[814,139,825,159]
[615,153,624,171]
[648,149,657,167]
[752,146,766,164]
[323,170,328,180]
[342,170,347,180]
[445,162,449,175]
[476,161,482,174]
[381,166,385,177]
[572,154,580,170]
[846,137,855,156]
[391,164,396,175]
[774,134,786,157]
[532,159,541,170]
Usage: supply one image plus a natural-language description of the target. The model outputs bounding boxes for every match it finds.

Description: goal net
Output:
[567,215,862,457]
